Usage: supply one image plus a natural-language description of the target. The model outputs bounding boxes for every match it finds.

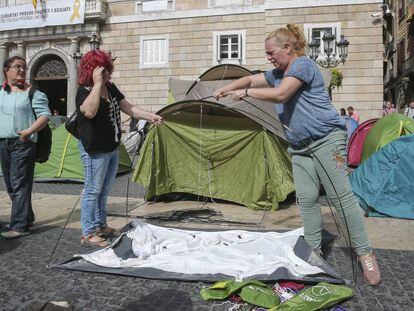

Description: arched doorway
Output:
[32,55,68,115]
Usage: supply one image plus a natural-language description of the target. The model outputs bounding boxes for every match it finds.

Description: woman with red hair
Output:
[76,49,163,247]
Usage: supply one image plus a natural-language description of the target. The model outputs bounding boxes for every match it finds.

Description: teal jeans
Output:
[288,130,371,256]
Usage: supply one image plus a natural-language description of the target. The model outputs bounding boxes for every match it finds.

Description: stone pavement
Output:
[1,174,414,310]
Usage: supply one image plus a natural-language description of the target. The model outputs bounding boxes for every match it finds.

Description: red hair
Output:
[78,49,114,86]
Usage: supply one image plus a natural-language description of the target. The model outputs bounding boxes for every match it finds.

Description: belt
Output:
[0,137,18,142]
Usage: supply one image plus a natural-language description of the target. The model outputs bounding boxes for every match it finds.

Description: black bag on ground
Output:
[29,88,52,163]
[65,111,80,139]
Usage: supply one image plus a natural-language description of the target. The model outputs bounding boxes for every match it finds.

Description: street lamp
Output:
[72,48,83,65]
[308,29,349,68]
[89,32,101,50]
[108,50,117,62]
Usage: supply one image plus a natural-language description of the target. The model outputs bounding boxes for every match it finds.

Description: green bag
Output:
[270,282,353,311]
[200,280,280,308]
[240,284,280,308]
[200,280,266,301]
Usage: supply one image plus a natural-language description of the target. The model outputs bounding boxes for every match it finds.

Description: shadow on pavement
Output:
[122,289,194,311]
[0,236,21,255]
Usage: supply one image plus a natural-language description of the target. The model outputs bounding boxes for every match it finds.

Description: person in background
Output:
[339,108,347,116]
[0,56,51,238]
[382,101,397,116]
[76,49,163,247]
[213,24,381,286]
[404,100,414,119]
[347,106,359,123]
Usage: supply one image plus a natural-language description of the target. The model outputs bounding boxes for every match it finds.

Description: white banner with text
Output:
[0,0,85,31]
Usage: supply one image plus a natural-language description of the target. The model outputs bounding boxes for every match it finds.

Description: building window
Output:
[213,30,246,65]
[140,36,169,69]
[304,23,341,59]
[135,0,173,13]
[208,0,251,7]
[397,39,406,75]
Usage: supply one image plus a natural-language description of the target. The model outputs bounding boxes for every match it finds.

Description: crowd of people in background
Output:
[339,99,414,127]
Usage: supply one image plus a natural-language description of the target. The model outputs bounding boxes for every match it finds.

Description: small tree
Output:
[328,68,344,100]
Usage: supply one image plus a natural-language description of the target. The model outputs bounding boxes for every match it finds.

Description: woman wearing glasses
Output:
[0,56,51,238]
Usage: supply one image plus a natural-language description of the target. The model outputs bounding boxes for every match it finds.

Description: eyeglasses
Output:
[9,64,27,71]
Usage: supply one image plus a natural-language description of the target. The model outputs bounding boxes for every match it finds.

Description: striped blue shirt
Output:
[0,88,51,142]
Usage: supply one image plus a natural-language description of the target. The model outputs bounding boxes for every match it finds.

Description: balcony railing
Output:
[85,0,108,22]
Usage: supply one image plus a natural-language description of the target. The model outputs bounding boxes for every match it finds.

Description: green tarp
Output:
[133,109,294,210]
[34,124,132,182]
[361,113,414,163]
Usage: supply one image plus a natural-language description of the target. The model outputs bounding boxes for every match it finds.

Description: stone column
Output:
[0,42,8,84]
[67,37,81,116]
[15,41,26,58]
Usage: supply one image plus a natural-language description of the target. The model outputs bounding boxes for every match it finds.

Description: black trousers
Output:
[0,138,36,231]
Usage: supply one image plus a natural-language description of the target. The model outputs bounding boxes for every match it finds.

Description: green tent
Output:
[133,64,294,210]
[34,124,132,182]
[361,113,414,163]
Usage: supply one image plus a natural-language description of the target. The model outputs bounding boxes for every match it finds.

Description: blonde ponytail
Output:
[266,24,307,56]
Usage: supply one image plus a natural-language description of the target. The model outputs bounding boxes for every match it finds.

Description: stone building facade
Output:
[384,0,414,110]
[0,0,383,121]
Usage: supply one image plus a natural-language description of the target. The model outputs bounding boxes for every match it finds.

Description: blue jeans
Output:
[0,138,36,232]
[78,142,119,236]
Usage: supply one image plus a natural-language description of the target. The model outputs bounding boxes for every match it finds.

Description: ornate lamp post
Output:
[108,50,117,62]
[89,32,101,50]
[72,48,83,65]
[308,29,350,68]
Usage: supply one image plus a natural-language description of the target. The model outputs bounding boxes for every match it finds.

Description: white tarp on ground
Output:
[78,221,324,279]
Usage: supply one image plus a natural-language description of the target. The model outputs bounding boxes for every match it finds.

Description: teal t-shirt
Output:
[0,88,51,142]
[264,56,345,147]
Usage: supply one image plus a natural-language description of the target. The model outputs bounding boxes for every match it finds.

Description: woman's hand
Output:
[213,88,227,100]
[92,67,105,86]
[148,114,164,125]
[214,88,248,101]
[17,129,32,142]
[228,89,248,101]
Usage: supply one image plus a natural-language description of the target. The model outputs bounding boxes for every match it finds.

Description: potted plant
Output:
[328,68,343,99]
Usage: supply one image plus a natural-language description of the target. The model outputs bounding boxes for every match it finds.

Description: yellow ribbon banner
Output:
[69,0,81,22]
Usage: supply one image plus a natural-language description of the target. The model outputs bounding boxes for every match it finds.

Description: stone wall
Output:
[103,0,383,121]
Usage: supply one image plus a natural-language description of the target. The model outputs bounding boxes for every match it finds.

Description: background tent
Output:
[133,64,294,210]
[361,114,414,163]
[350,134,414,220]
[347,118,378,167]
[34,124,132,182]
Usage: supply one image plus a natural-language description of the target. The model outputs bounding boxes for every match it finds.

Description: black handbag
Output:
[28,88,52,163]
[65,111,80,139]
